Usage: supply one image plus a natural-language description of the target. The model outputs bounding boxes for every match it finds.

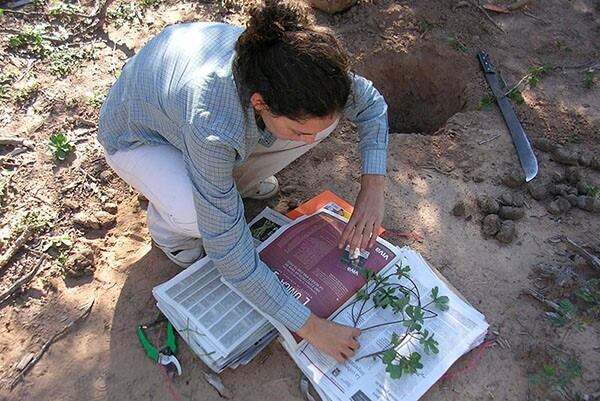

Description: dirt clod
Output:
[579,152,594,167]
[564,167,582,185]
[576,196,600,213]
[63,199,80,210]
[551,171,565,183]
[549,183,571,197]
[502,169,525,188]
[99,171,114,183]
[552,147,579,166]
[64,243,95,277]
[482,214,501,237]
[73,212,101,230]
[451,201,466,216]
[591,156,600,171]
[499,206,525,220]
[547,196,572,215]
[95,211,117,228]
[527,181,550,201]
[576,181,593,196]
[102,203,118,215]
[531,137,556,153]
[496,220,516,244]
[565,194,579,206]
[499,192,524,207]
[477,194,500,214]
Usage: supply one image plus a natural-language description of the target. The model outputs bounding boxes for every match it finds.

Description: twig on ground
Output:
[522,11,549,24]
[525,288,560,311]
[472,1,505,32]
[14,59,38,84]
[79,167,98,183]
[560,236,600,272]
[0,255,46,304]
[9,298,95,390]
[423,164,455,176]
[0,137,34,148]
[0,226,35,274]
[478,134,501,145]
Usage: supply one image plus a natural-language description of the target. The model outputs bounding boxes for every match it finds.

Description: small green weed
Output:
[49,48,87,77]
[546,299,584,331]
[578,278,600,317]
[108,1,139,27]
[555,40,572,52]
[12,81,40,104]
[418,20,434,35]
[479,93,496,110]
[508,88,525,105]
[0,171,14,202]
[6,25,53,56]
[48,132,74,160]
[583,71,596,89]
[48,2,84,17]
[529,355,582,399]
[87,90,105,108]
[43,233,73,253]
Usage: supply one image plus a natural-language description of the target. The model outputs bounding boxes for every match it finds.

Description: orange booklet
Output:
[286,190,385,235]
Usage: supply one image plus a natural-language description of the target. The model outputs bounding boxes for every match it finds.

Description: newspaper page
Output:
[152,208,292,371]
[289,248,489,401]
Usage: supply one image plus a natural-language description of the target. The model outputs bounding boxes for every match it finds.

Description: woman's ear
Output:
[250,93,268,111]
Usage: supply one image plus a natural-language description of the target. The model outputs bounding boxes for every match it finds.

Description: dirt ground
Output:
[0,1,599,400]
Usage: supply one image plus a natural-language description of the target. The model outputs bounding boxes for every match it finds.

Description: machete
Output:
[477,50,538,182]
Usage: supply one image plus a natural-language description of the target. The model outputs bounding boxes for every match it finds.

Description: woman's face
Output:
[251,93,340,145]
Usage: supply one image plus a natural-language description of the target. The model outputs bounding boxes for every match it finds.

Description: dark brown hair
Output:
[233,0,351,120]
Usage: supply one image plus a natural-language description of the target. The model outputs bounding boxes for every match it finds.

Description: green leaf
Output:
[508,89,525,105]
[431,286,439,299]
[0,8,5,16]
[382,348,396,364]
[385,363,403,379]
[434,295,450,311]
[356,288,369,301]
[528,75,539,88]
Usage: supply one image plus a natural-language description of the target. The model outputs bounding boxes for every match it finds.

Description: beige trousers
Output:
[104,123,337,264]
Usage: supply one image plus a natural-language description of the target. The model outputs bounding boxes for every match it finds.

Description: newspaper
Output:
[224,208,489,401]
[152,207,291,372]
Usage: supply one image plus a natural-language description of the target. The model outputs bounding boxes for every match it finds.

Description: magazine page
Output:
[291,248,489,401]
[242,209,401,349]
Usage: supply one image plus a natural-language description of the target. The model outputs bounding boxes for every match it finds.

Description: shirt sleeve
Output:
[181,127,311,332]
[343,73,389,176]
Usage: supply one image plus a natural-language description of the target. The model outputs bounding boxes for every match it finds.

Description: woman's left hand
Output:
[338,175,385,252]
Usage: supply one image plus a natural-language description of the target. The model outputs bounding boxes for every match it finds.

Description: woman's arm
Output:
[339,74,389,252]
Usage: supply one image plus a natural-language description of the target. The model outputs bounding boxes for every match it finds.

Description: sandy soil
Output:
[0,1,599,400]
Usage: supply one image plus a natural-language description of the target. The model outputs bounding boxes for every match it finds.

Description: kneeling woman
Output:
[98,0,388,362]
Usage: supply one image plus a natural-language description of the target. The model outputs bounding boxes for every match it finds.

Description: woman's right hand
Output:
[296,314,361,363]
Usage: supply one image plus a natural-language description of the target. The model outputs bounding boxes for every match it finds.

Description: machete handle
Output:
[477,51,495,74]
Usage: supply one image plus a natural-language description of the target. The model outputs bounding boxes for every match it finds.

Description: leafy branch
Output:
[334,263,450,379]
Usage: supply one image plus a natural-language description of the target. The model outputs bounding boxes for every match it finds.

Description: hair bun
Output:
[244,0,314,45]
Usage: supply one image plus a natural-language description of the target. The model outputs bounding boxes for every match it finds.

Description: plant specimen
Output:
[335,264,449,379]
[48,132,74,160]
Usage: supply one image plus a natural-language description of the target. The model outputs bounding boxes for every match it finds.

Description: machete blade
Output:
[478,51,539,182]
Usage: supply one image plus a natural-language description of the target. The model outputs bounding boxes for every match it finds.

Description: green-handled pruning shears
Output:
[137,316,182,376]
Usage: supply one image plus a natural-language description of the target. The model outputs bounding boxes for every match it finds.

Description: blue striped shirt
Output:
[98,22,388,331]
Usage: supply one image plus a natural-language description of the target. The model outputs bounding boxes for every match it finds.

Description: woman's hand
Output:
[338,175,385,252]
[296,314,361,362]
